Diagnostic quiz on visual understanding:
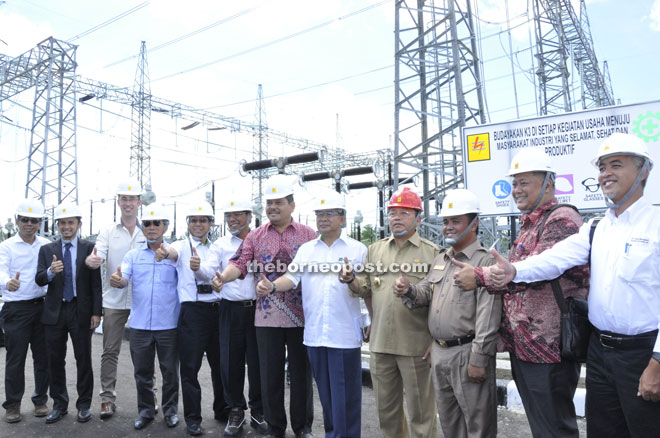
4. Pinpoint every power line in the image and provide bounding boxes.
[67,1,150,42]
[153,0,390,83]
